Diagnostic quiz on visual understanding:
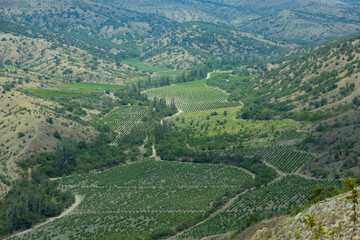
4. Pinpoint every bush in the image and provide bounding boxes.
[18,132,25,138]
[46,117,54,124]
[53,131,61,139]
[62,68,73,75]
